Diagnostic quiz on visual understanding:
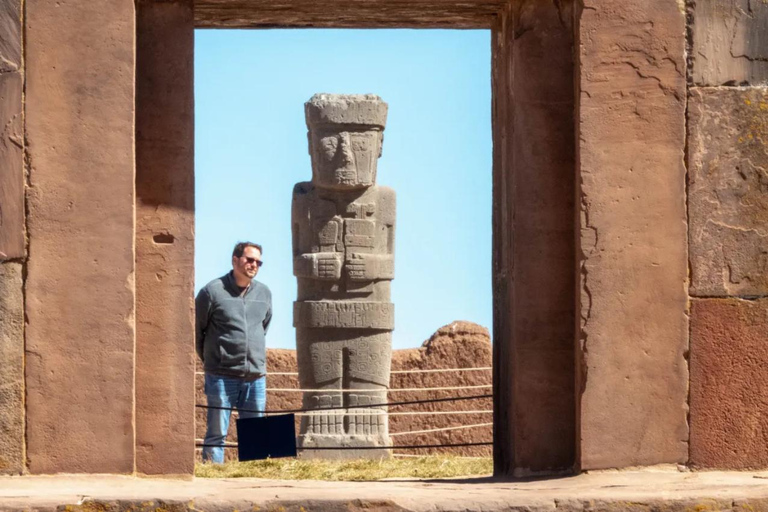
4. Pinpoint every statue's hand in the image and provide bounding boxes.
[346,253,394,281]
[315,252,342,280]
[294,252,341,280]
[346,252,371,281]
